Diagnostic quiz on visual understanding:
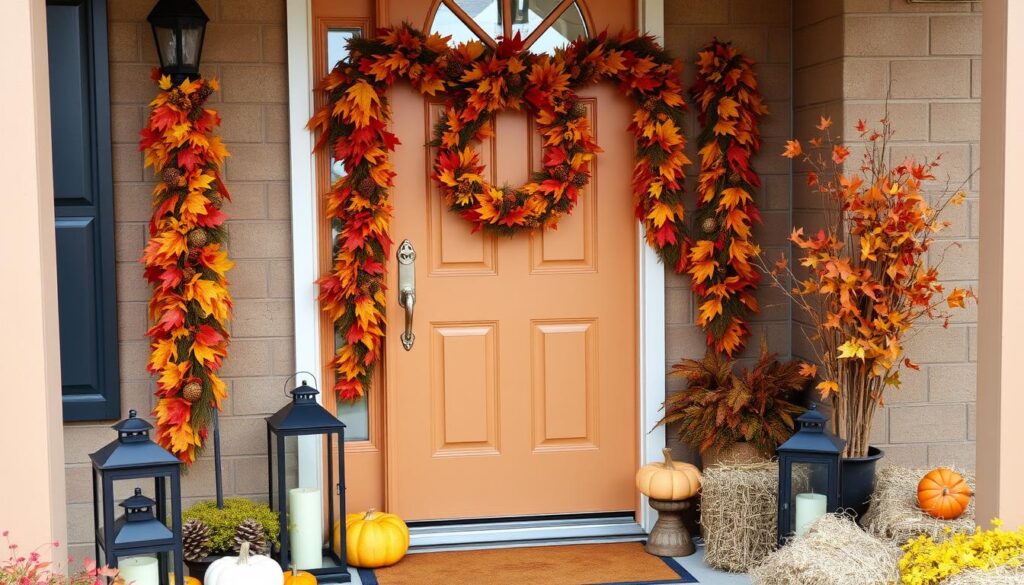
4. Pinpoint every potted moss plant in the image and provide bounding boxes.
[767,116,975,517]
[658,340,810,467]
[181,497,280,579]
